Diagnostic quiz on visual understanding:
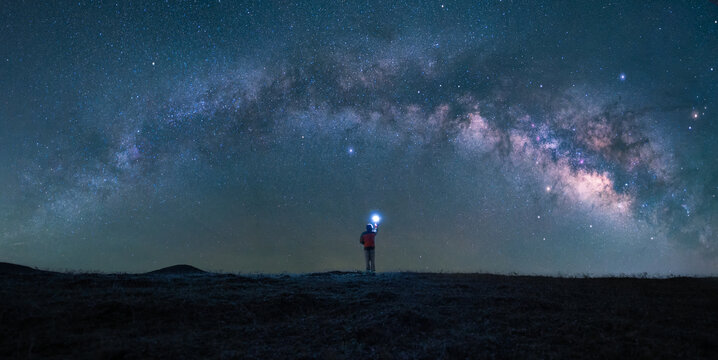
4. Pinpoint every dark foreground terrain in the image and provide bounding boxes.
[1,263,716,359]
